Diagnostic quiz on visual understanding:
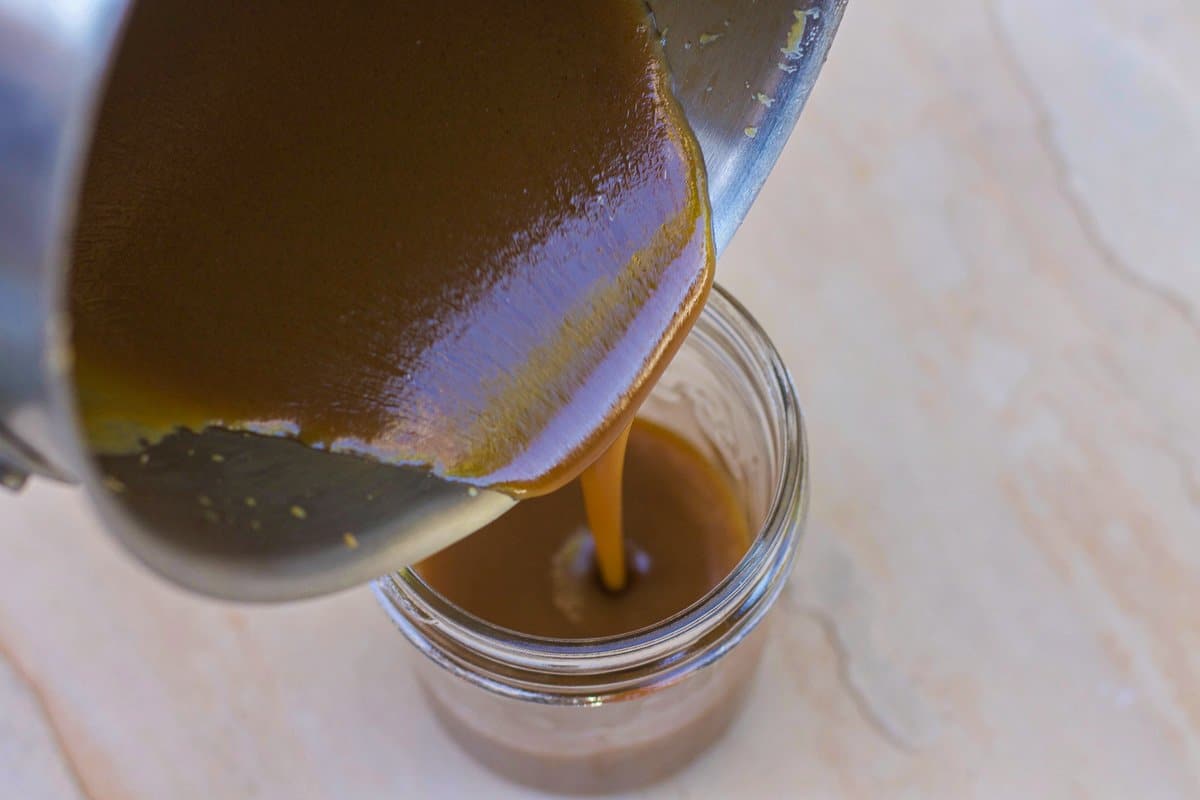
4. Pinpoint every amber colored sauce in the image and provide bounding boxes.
[70,0,713,497]
[418,419,751,639]
[580,426,632,591]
